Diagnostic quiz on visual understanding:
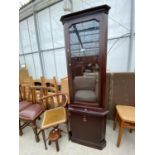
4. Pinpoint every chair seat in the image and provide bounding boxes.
[19,104,44,120]
[19,101,32,112]
[116,105,135,123]
[74,90,97,102]
[41,107,66,129]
